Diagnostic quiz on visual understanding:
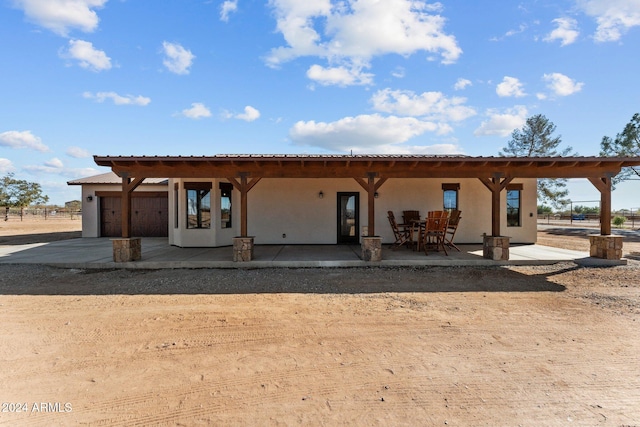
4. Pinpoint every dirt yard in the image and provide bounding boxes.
[1,219,639,426]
